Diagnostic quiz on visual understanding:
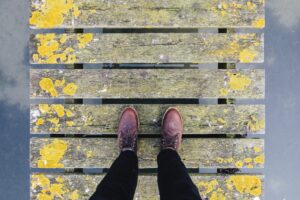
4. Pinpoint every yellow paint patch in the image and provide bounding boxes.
[39,104,50,113]
[52,105,65,117]
[29,0,81,28]
[228,72,252,91]
[39,78,58,97]
[77,34,93,48]
[254,155,264,164]
[252,18,265,28]
[36,118,45,126]
[226,175,262,196]
[239,49,258,63]
[63,83,78,96]
[38,139,68,168]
